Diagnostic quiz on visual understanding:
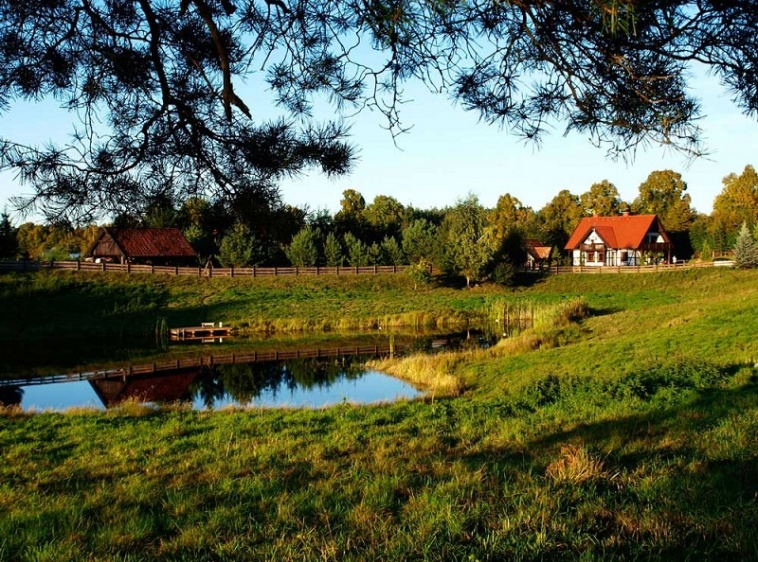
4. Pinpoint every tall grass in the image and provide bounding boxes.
[370,297,590,396]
